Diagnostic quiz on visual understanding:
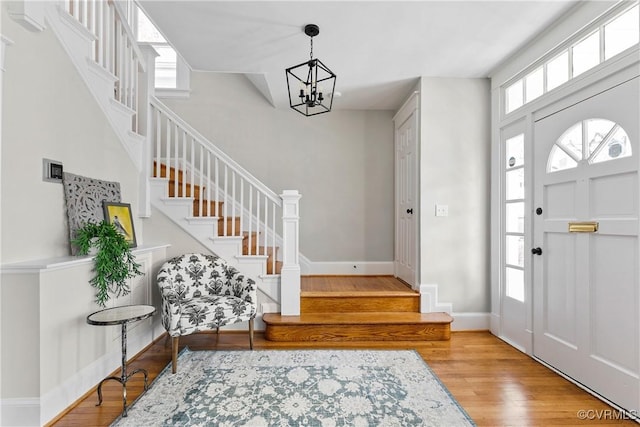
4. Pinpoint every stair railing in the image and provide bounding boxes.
[63,0,144,133]
[149,96,298,279]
